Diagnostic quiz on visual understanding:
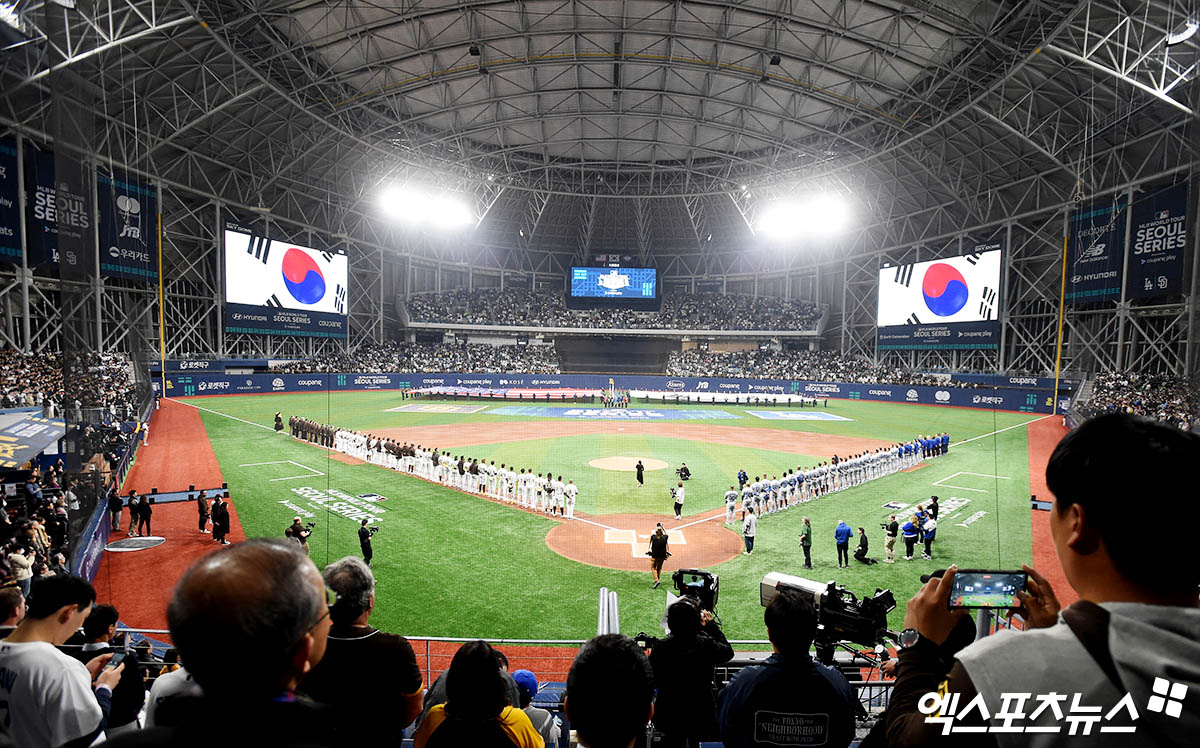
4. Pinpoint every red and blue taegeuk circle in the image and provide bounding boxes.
[281,247,326,305]
[921,263,969,317]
